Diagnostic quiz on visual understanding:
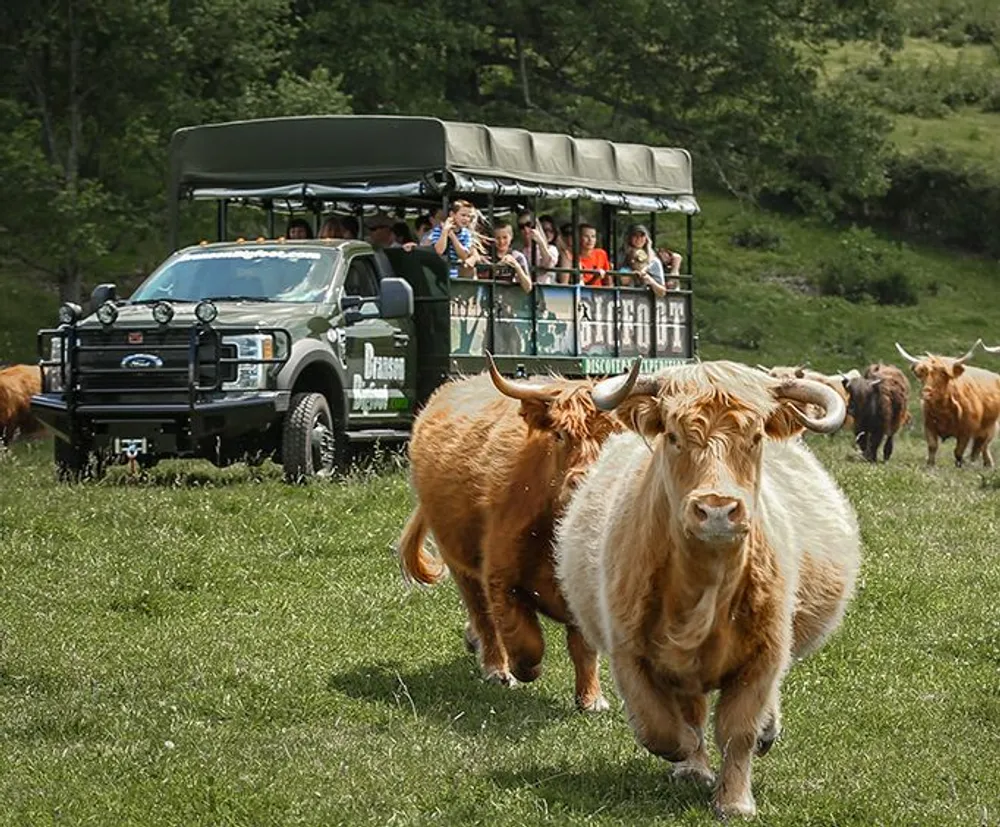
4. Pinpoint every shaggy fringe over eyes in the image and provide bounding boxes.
[654,362,782,418]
